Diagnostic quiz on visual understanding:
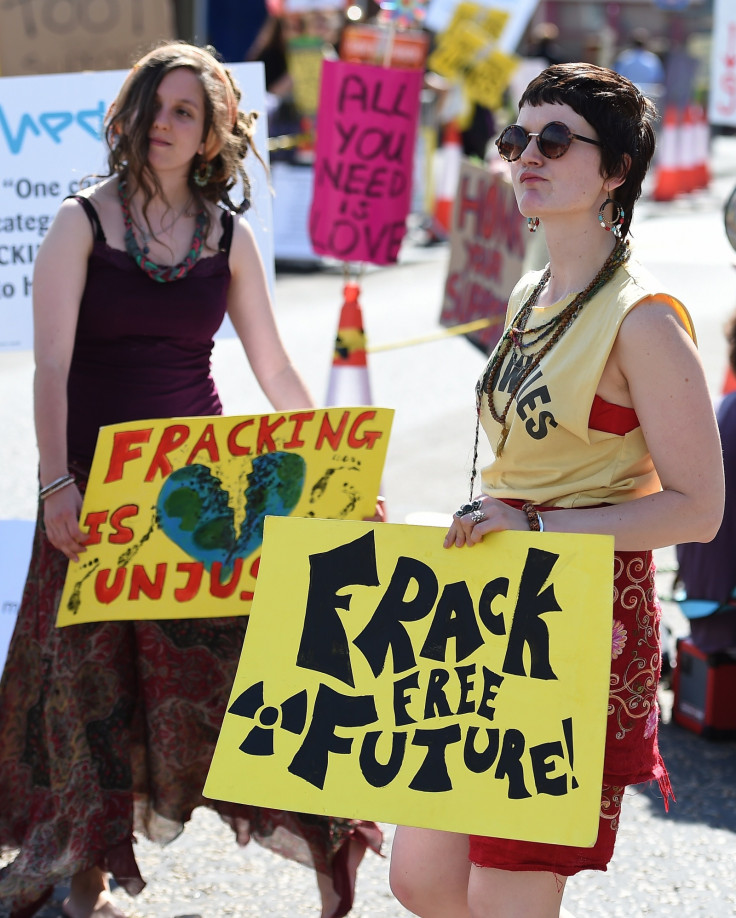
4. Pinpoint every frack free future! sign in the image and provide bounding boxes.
[206,518,614,845]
